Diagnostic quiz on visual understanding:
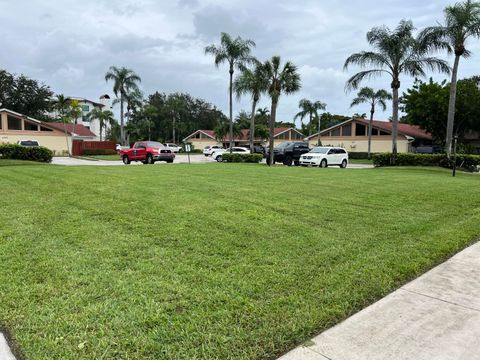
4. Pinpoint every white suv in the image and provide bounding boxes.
[164,143,182,153]
[203,145,223,156]
[299,147,348,168]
